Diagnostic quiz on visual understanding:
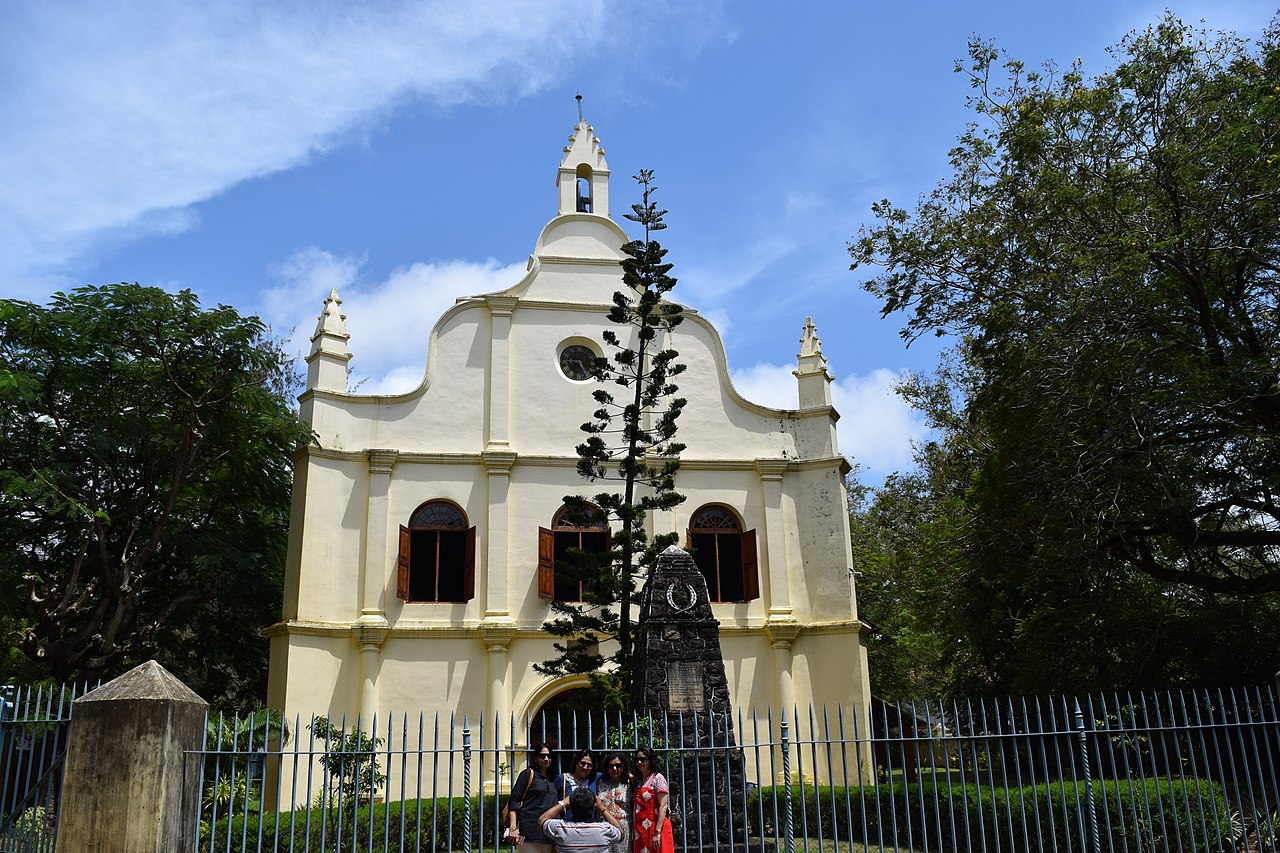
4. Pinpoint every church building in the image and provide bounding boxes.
[265,117,871,730]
